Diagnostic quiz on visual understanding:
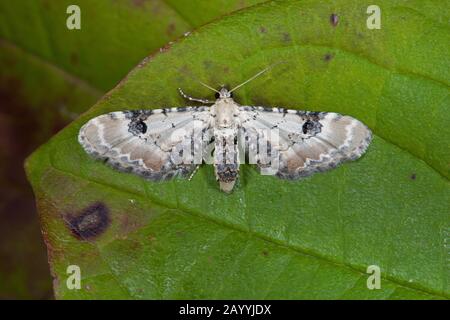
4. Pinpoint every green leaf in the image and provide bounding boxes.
[26,0,449,299]
[0,0,264,299]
